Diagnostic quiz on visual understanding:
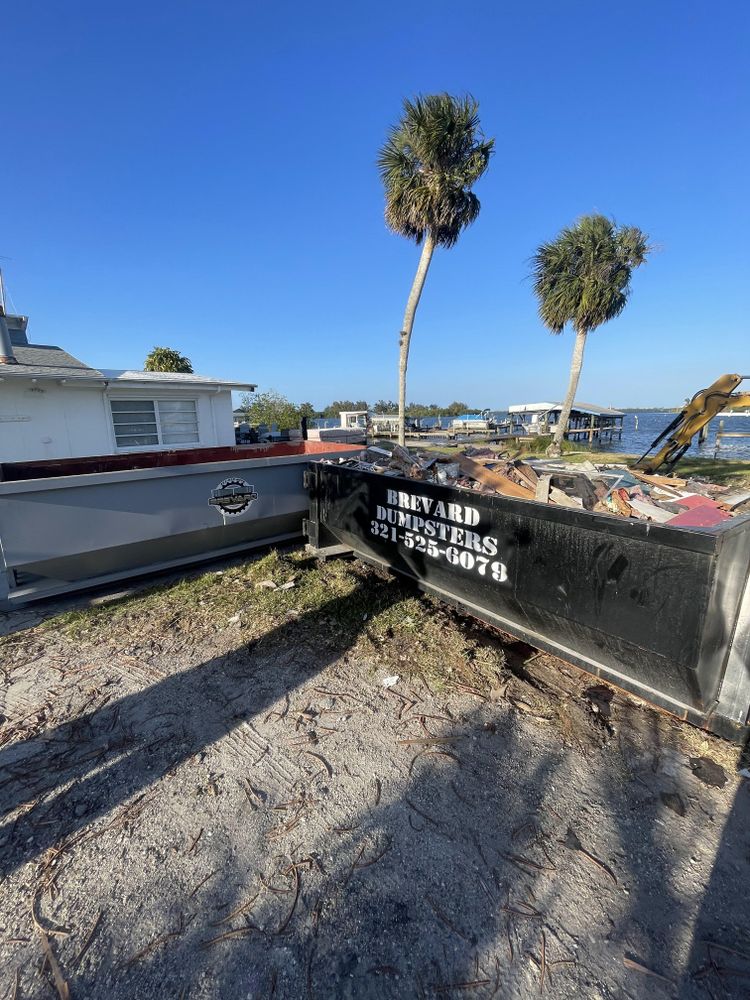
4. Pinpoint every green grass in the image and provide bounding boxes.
[414,435,584,456]
[508,435,580,457]
[651,455,750,486]
[552,450,750,487]
[38,549,507,692]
